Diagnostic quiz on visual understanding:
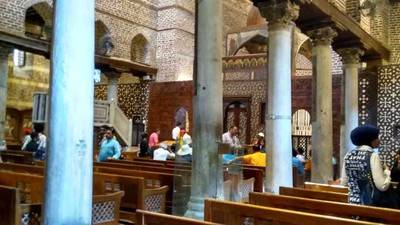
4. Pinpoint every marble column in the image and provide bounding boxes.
[337,48,363,171]
[0,47,10,145]
[106,72,121,103]
[308,27,337,184]
[185,0,223,220]
[43,0,95,224]
[257,1,299,193]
